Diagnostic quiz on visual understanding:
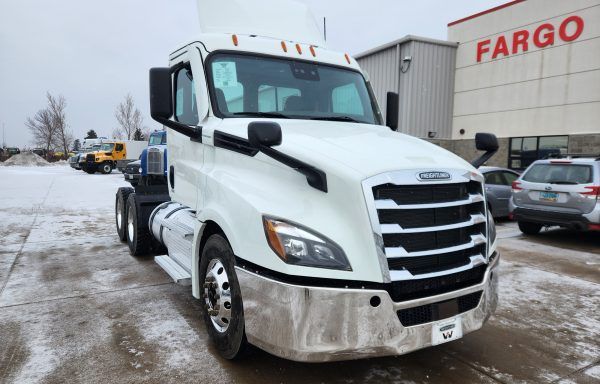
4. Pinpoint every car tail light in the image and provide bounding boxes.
[511,181,522,191]
[582,186,600,199]
[588,224,600,231]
